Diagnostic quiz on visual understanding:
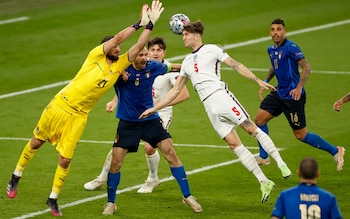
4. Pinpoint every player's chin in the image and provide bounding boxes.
[140,62,147,68]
